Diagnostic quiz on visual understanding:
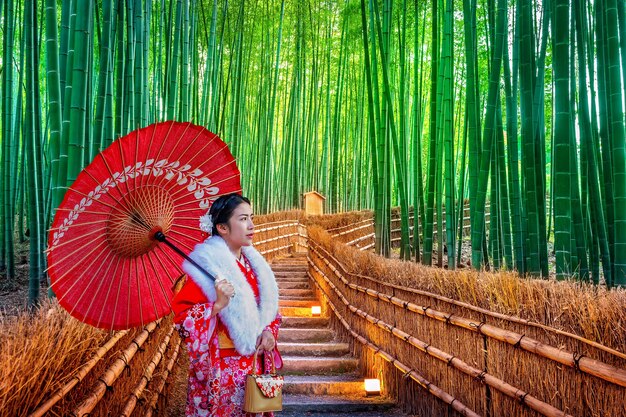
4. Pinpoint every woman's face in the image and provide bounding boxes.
[216,202,255,248]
